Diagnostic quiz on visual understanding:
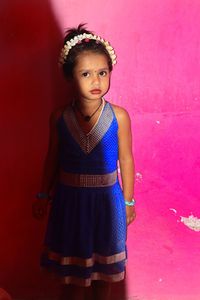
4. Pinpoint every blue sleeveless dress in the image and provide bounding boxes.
[41,101,127,287]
